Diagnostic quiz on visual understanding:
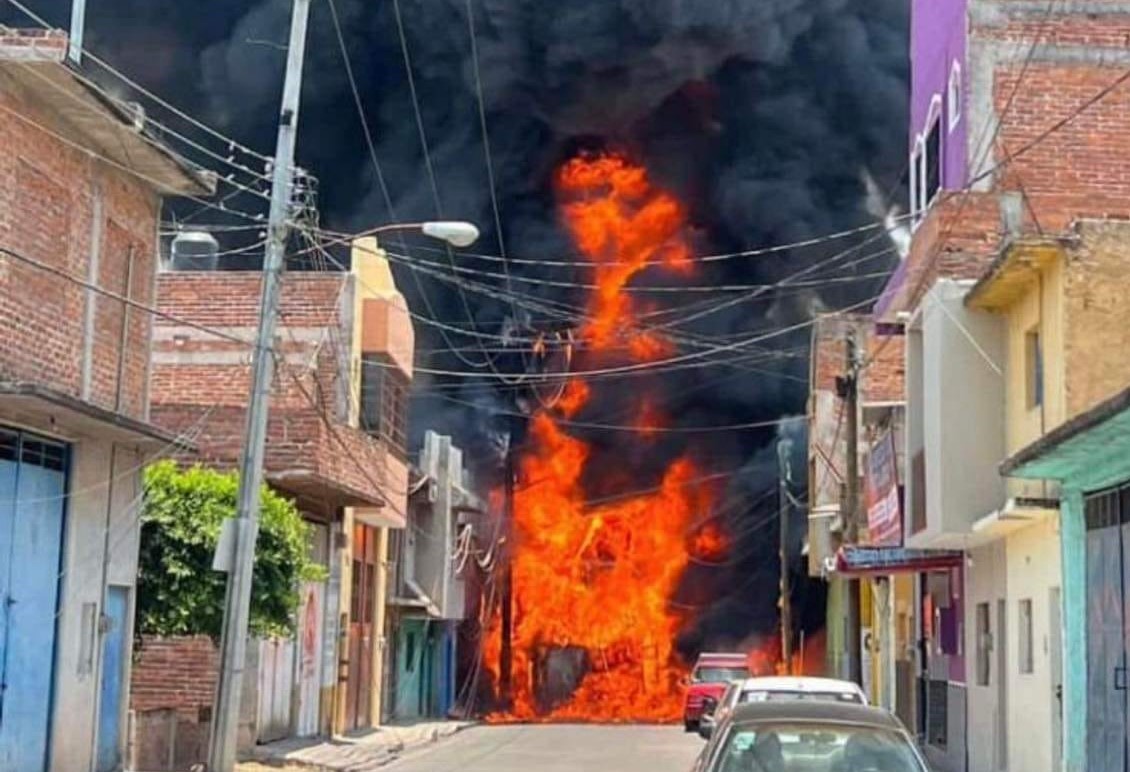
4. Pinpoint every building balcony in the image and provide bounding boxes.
[904,279,1006,549]
[151,403,406,528]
